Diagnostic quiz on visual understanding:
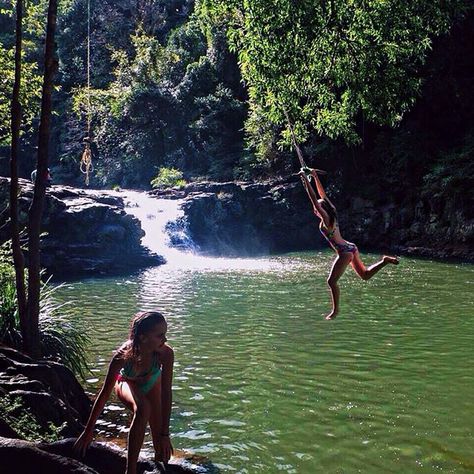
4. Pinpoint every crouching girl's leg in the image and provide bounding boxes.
[146,378,165,463]
[116,381,150,474]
